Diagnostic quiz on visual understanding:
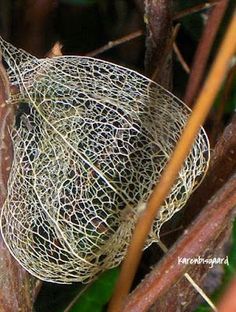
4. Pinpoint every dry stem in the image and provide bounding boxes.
[86,30,143,57]
[108,12,236,312]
